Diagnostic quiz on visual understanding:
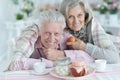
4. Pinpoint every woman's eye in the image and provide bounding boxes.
[78,13,85,18]
[78,14,82,17]
[68,15,73,19]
